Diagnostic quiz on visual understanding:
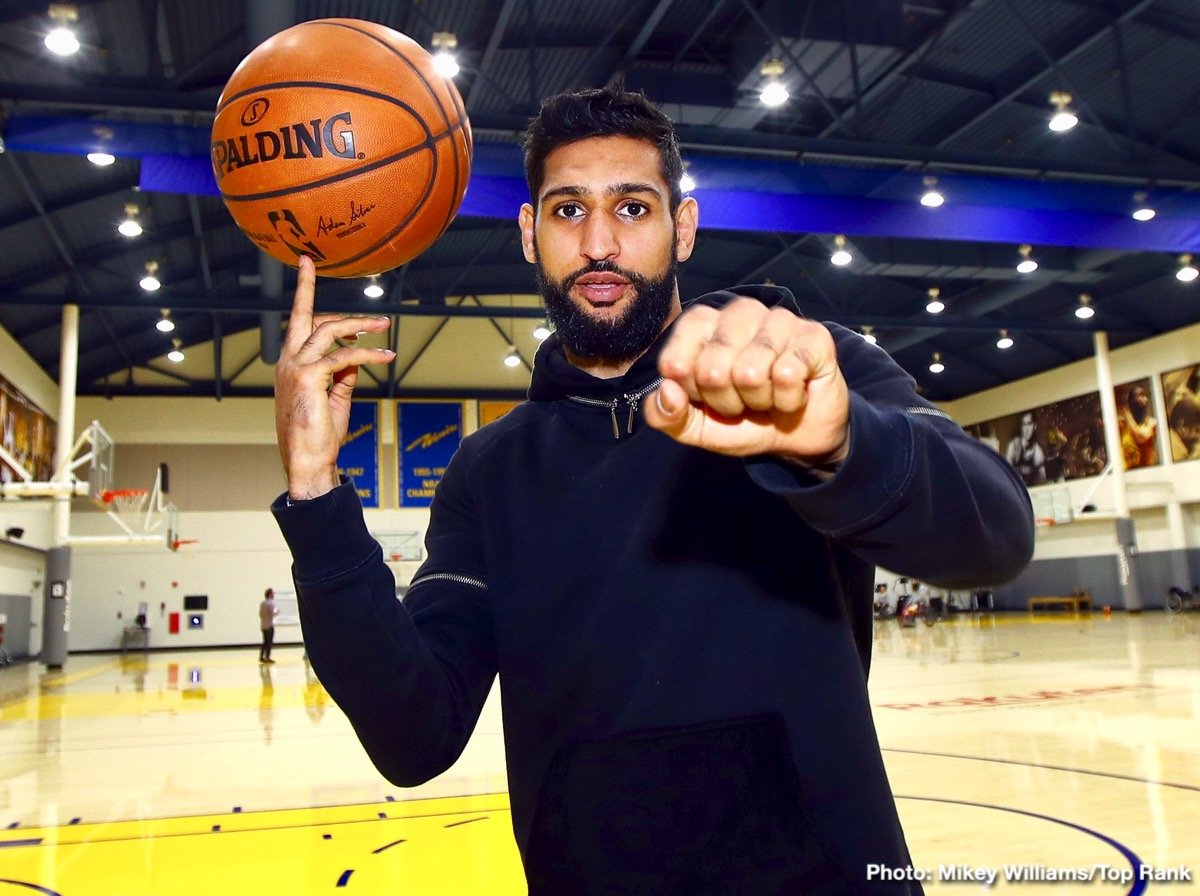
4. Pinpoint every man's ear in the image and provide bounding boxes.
[674,196,698,263]
[519,203,537,264]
